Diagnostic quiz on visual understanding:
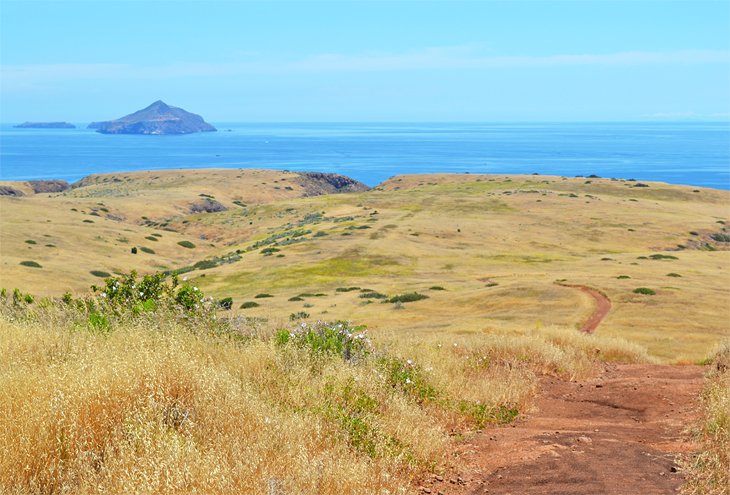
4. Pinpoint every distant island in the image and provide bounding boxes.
[14,122,76,129]
[88,100,217,135]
